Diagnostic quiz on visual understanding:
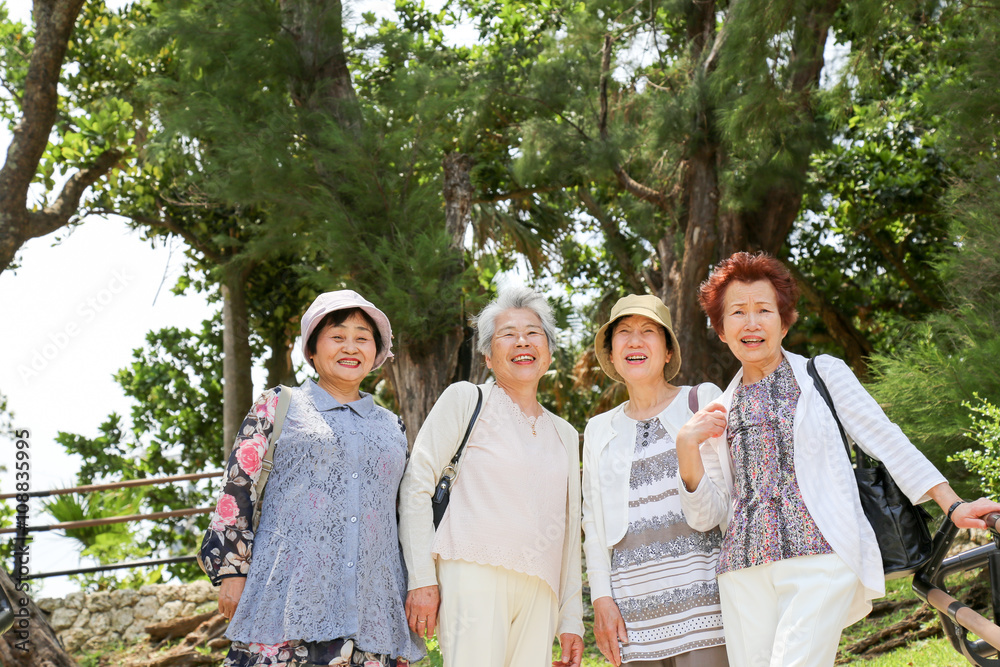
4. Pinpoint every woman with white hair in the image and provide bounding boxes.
[398,285,585,667]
